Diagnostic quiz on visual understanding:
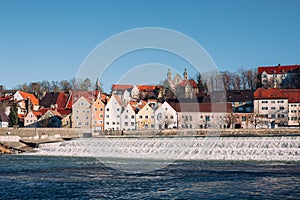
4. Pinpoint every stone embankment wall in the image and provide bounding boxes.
[0,128,81,142]
[1,127,300,142]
